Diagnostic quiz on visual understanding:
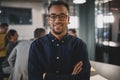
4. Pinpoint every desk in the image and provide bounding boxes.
[90,61,120,80]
